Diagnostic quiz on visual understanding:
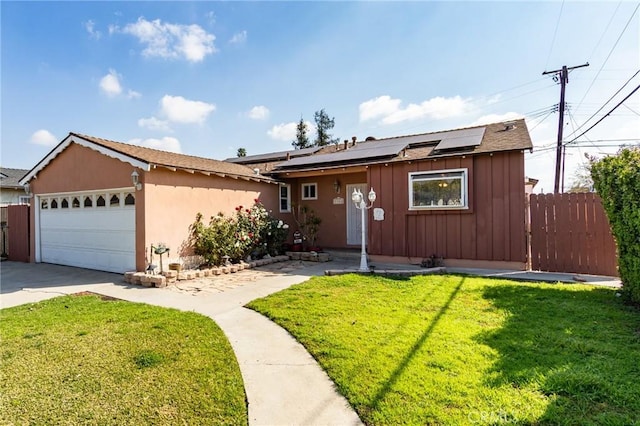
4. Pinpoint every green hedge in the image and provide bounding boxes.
[591,147,640,303]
